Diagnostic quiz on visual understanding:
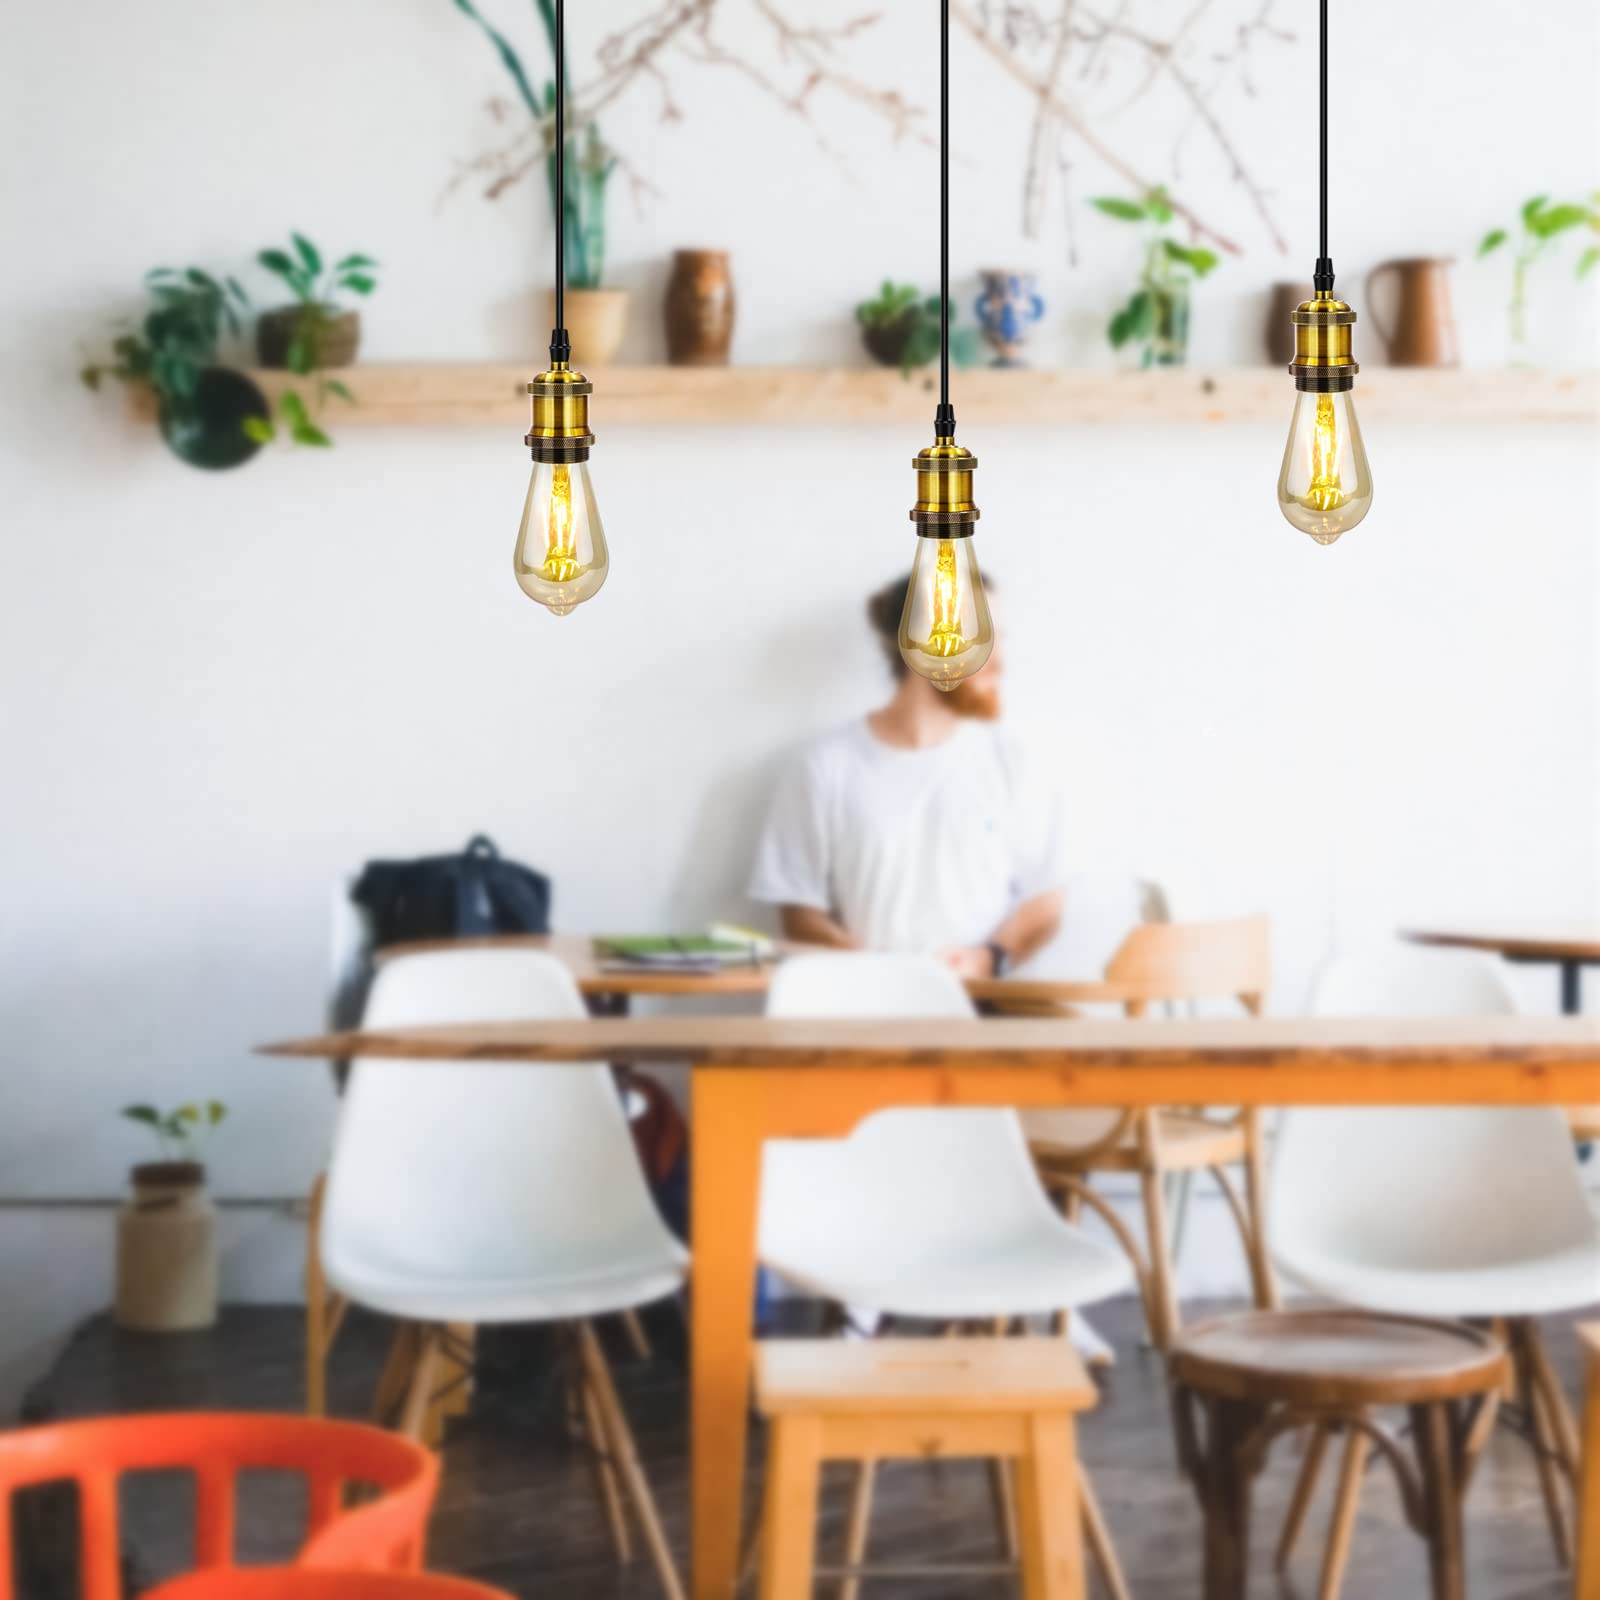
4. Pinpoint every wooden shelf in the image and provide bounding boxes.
[128,365,1598,429]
